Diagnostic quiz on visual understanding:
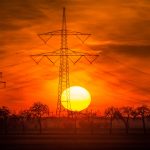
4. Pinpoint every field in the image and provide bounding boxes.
[0,130,150,150]
[1,117,150,150]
